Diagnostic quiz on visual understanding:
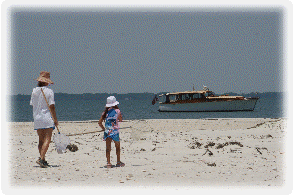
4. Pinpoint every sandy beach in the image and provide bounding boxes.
[5,118,288,192]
